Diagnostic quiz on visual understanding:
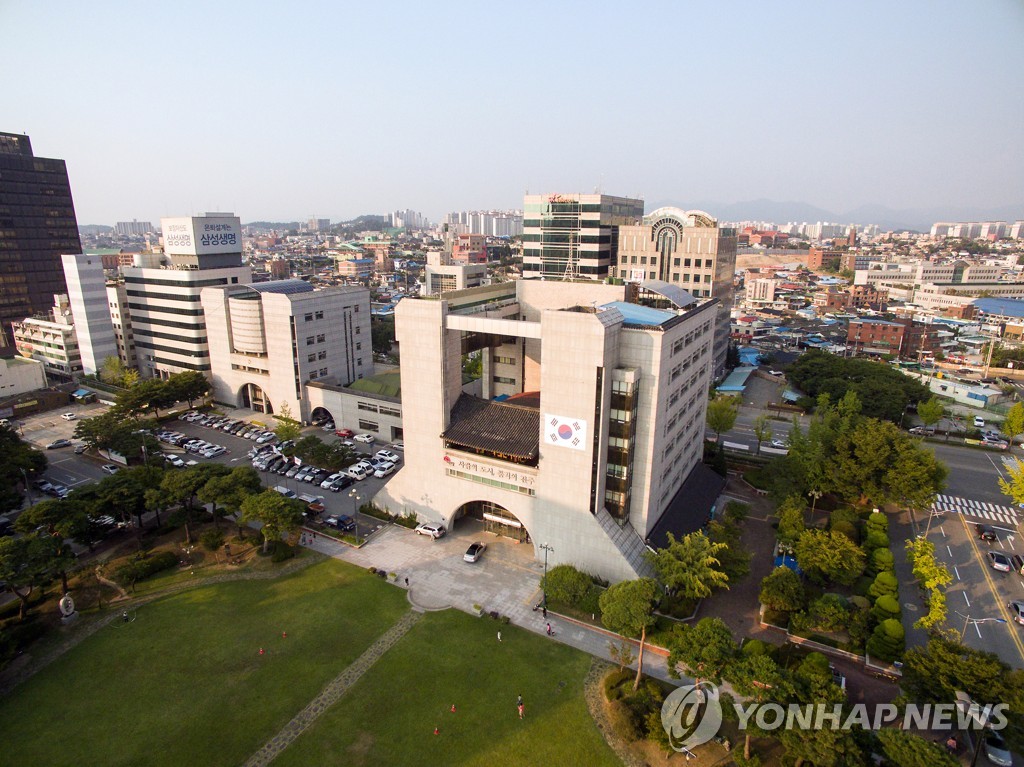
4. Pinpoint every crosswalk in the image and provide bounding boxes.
[932,494,1021,527]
